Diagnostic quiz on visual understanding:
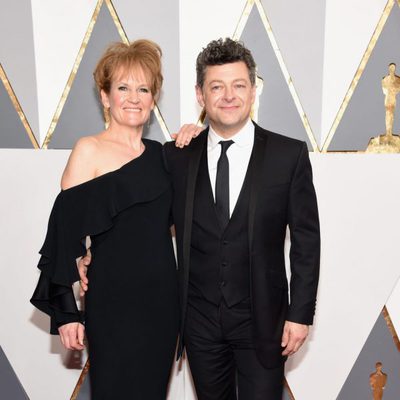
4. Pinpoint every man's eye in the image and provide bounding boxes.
[235,84,246,89]
[211,86,221,91]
